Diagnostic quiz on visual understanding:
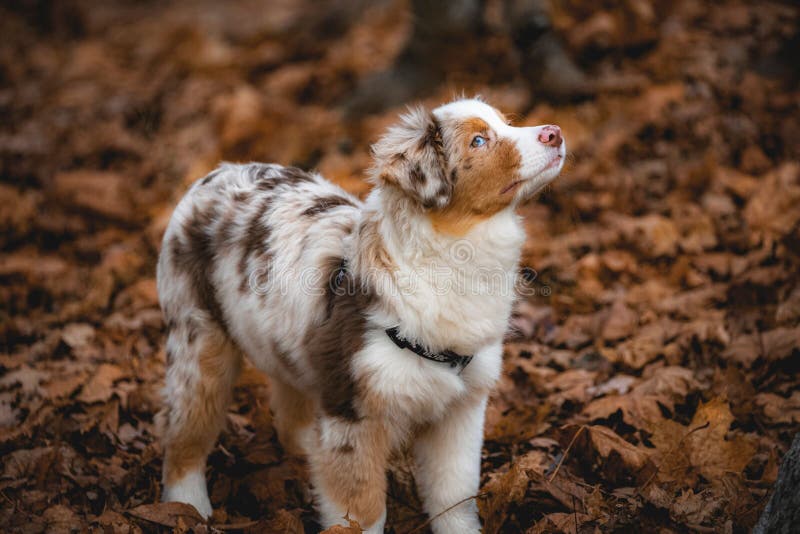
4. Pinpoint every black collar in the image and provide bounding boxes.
[385,327,473,372]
